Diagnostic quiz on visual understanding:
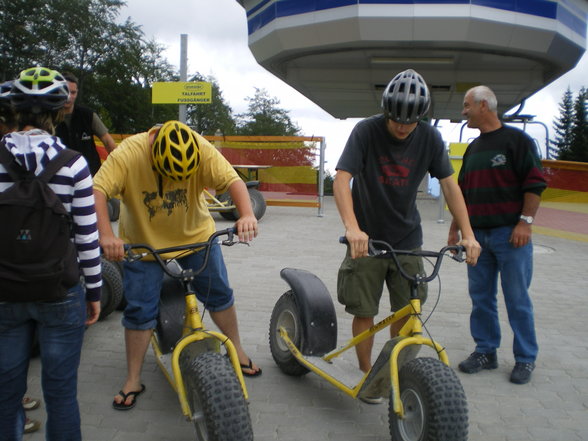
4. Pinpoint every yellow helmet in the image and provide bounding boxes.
[151,121,200,181]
